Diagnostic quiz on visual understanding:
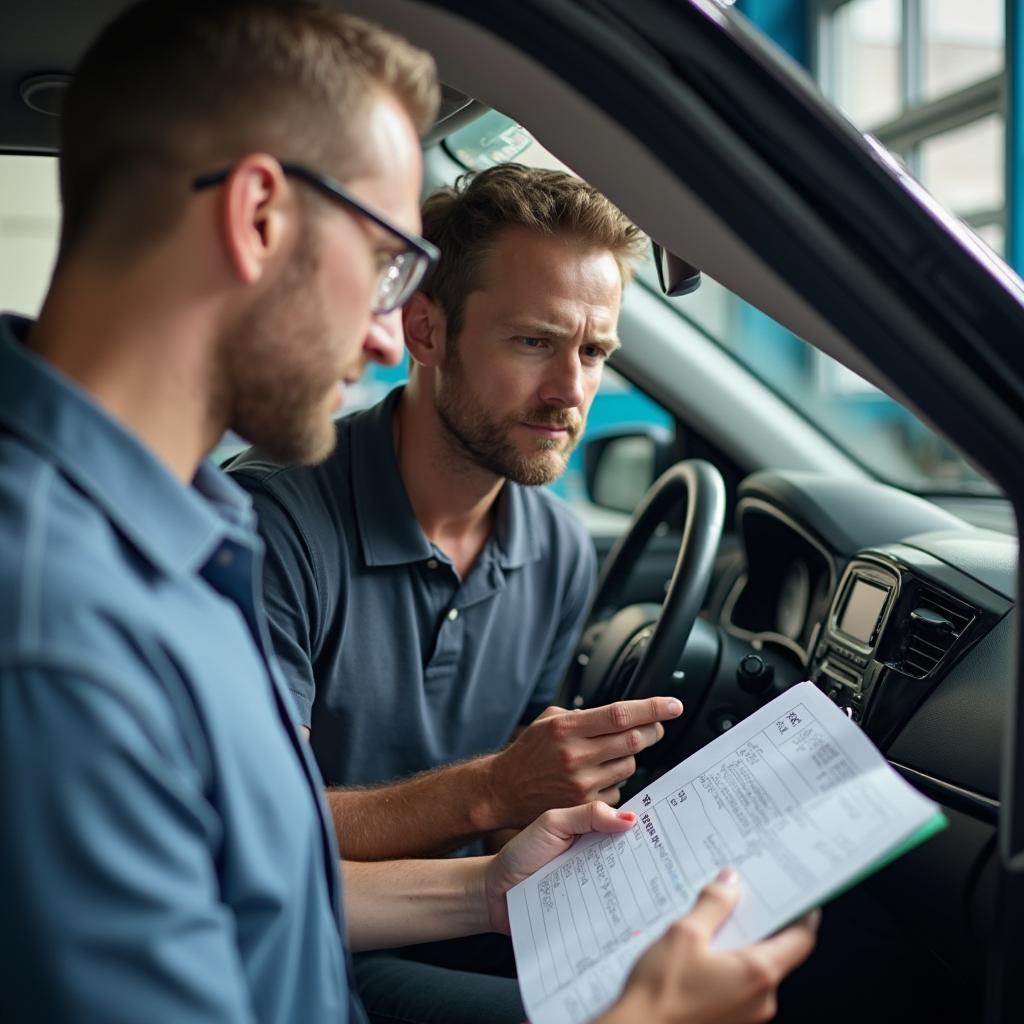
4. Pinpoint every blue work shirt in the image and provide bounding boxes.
[0,314,361,1024]
[230,387,596,789]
